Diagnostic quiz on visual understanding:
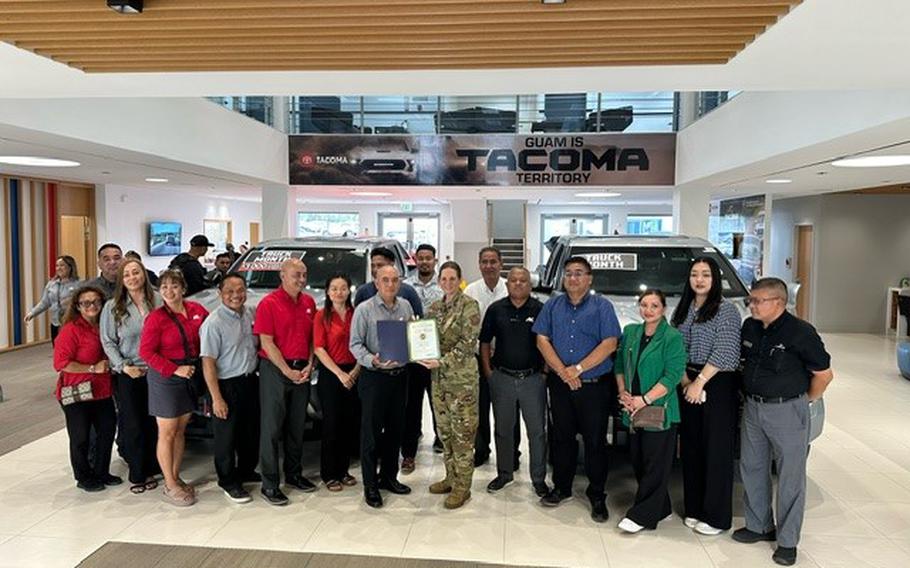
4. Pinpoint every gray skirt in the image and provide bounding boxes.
[147,368,195,418]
